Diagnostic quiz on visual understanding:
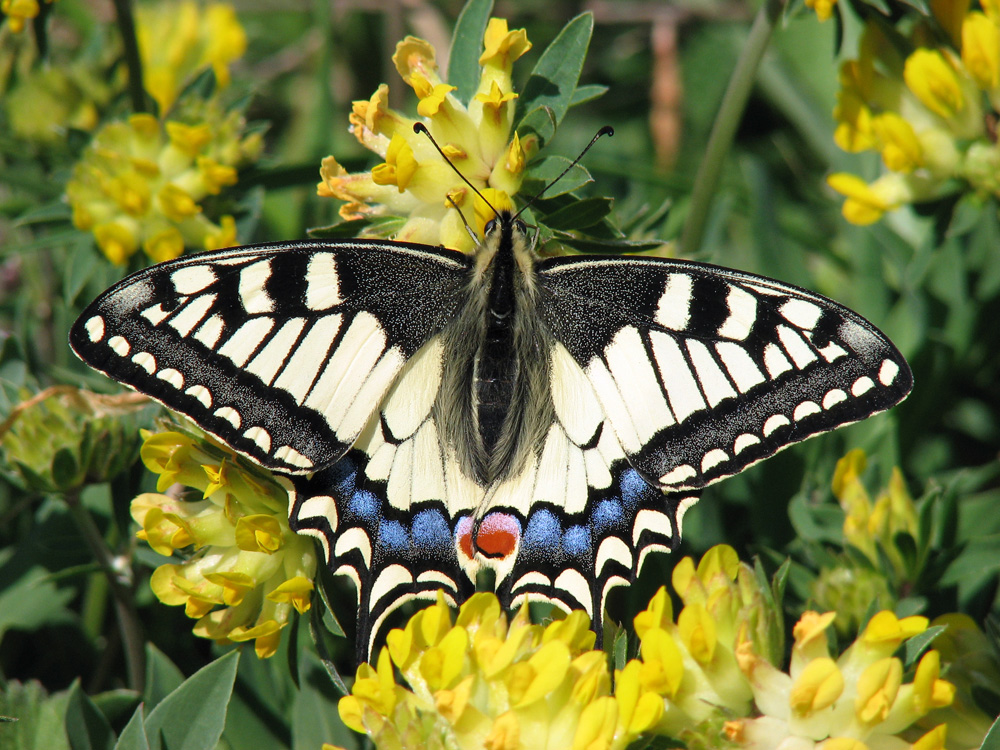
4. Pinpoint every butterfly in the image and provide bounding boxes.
[70,157,912,662]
